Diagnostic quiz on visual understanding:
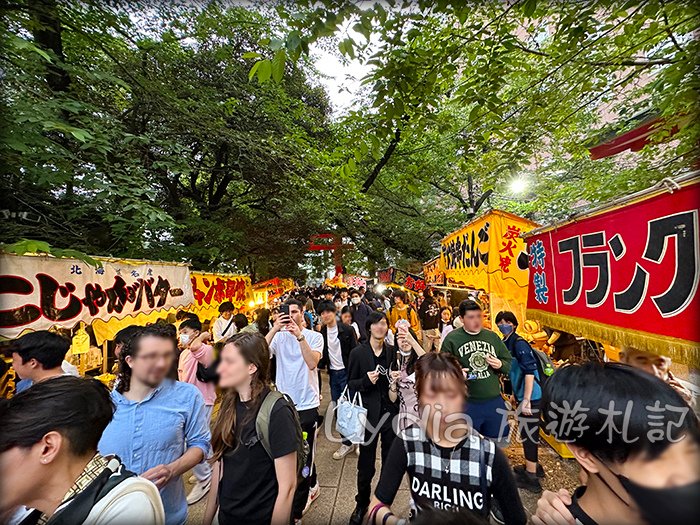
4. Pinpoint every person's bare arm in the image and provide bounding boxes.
[141,447,204,489]
[202,461,220,525]
[366,496,406,525]
[532,489,575,525]
[270,452,297,525]
[287,321,321,371]
[521,374,534,415]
